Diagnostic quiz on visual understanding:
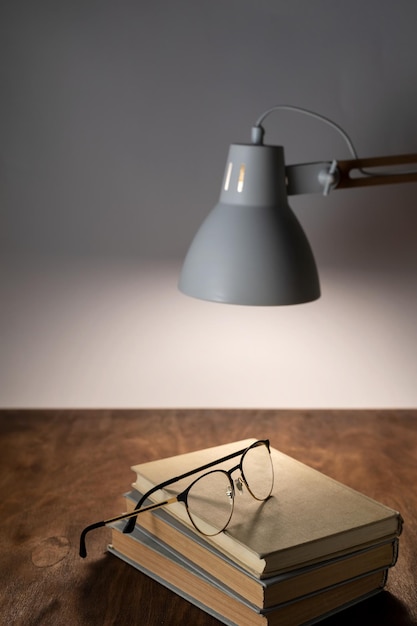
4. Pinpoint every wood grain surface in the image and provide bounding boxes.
[0,409,416,625]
